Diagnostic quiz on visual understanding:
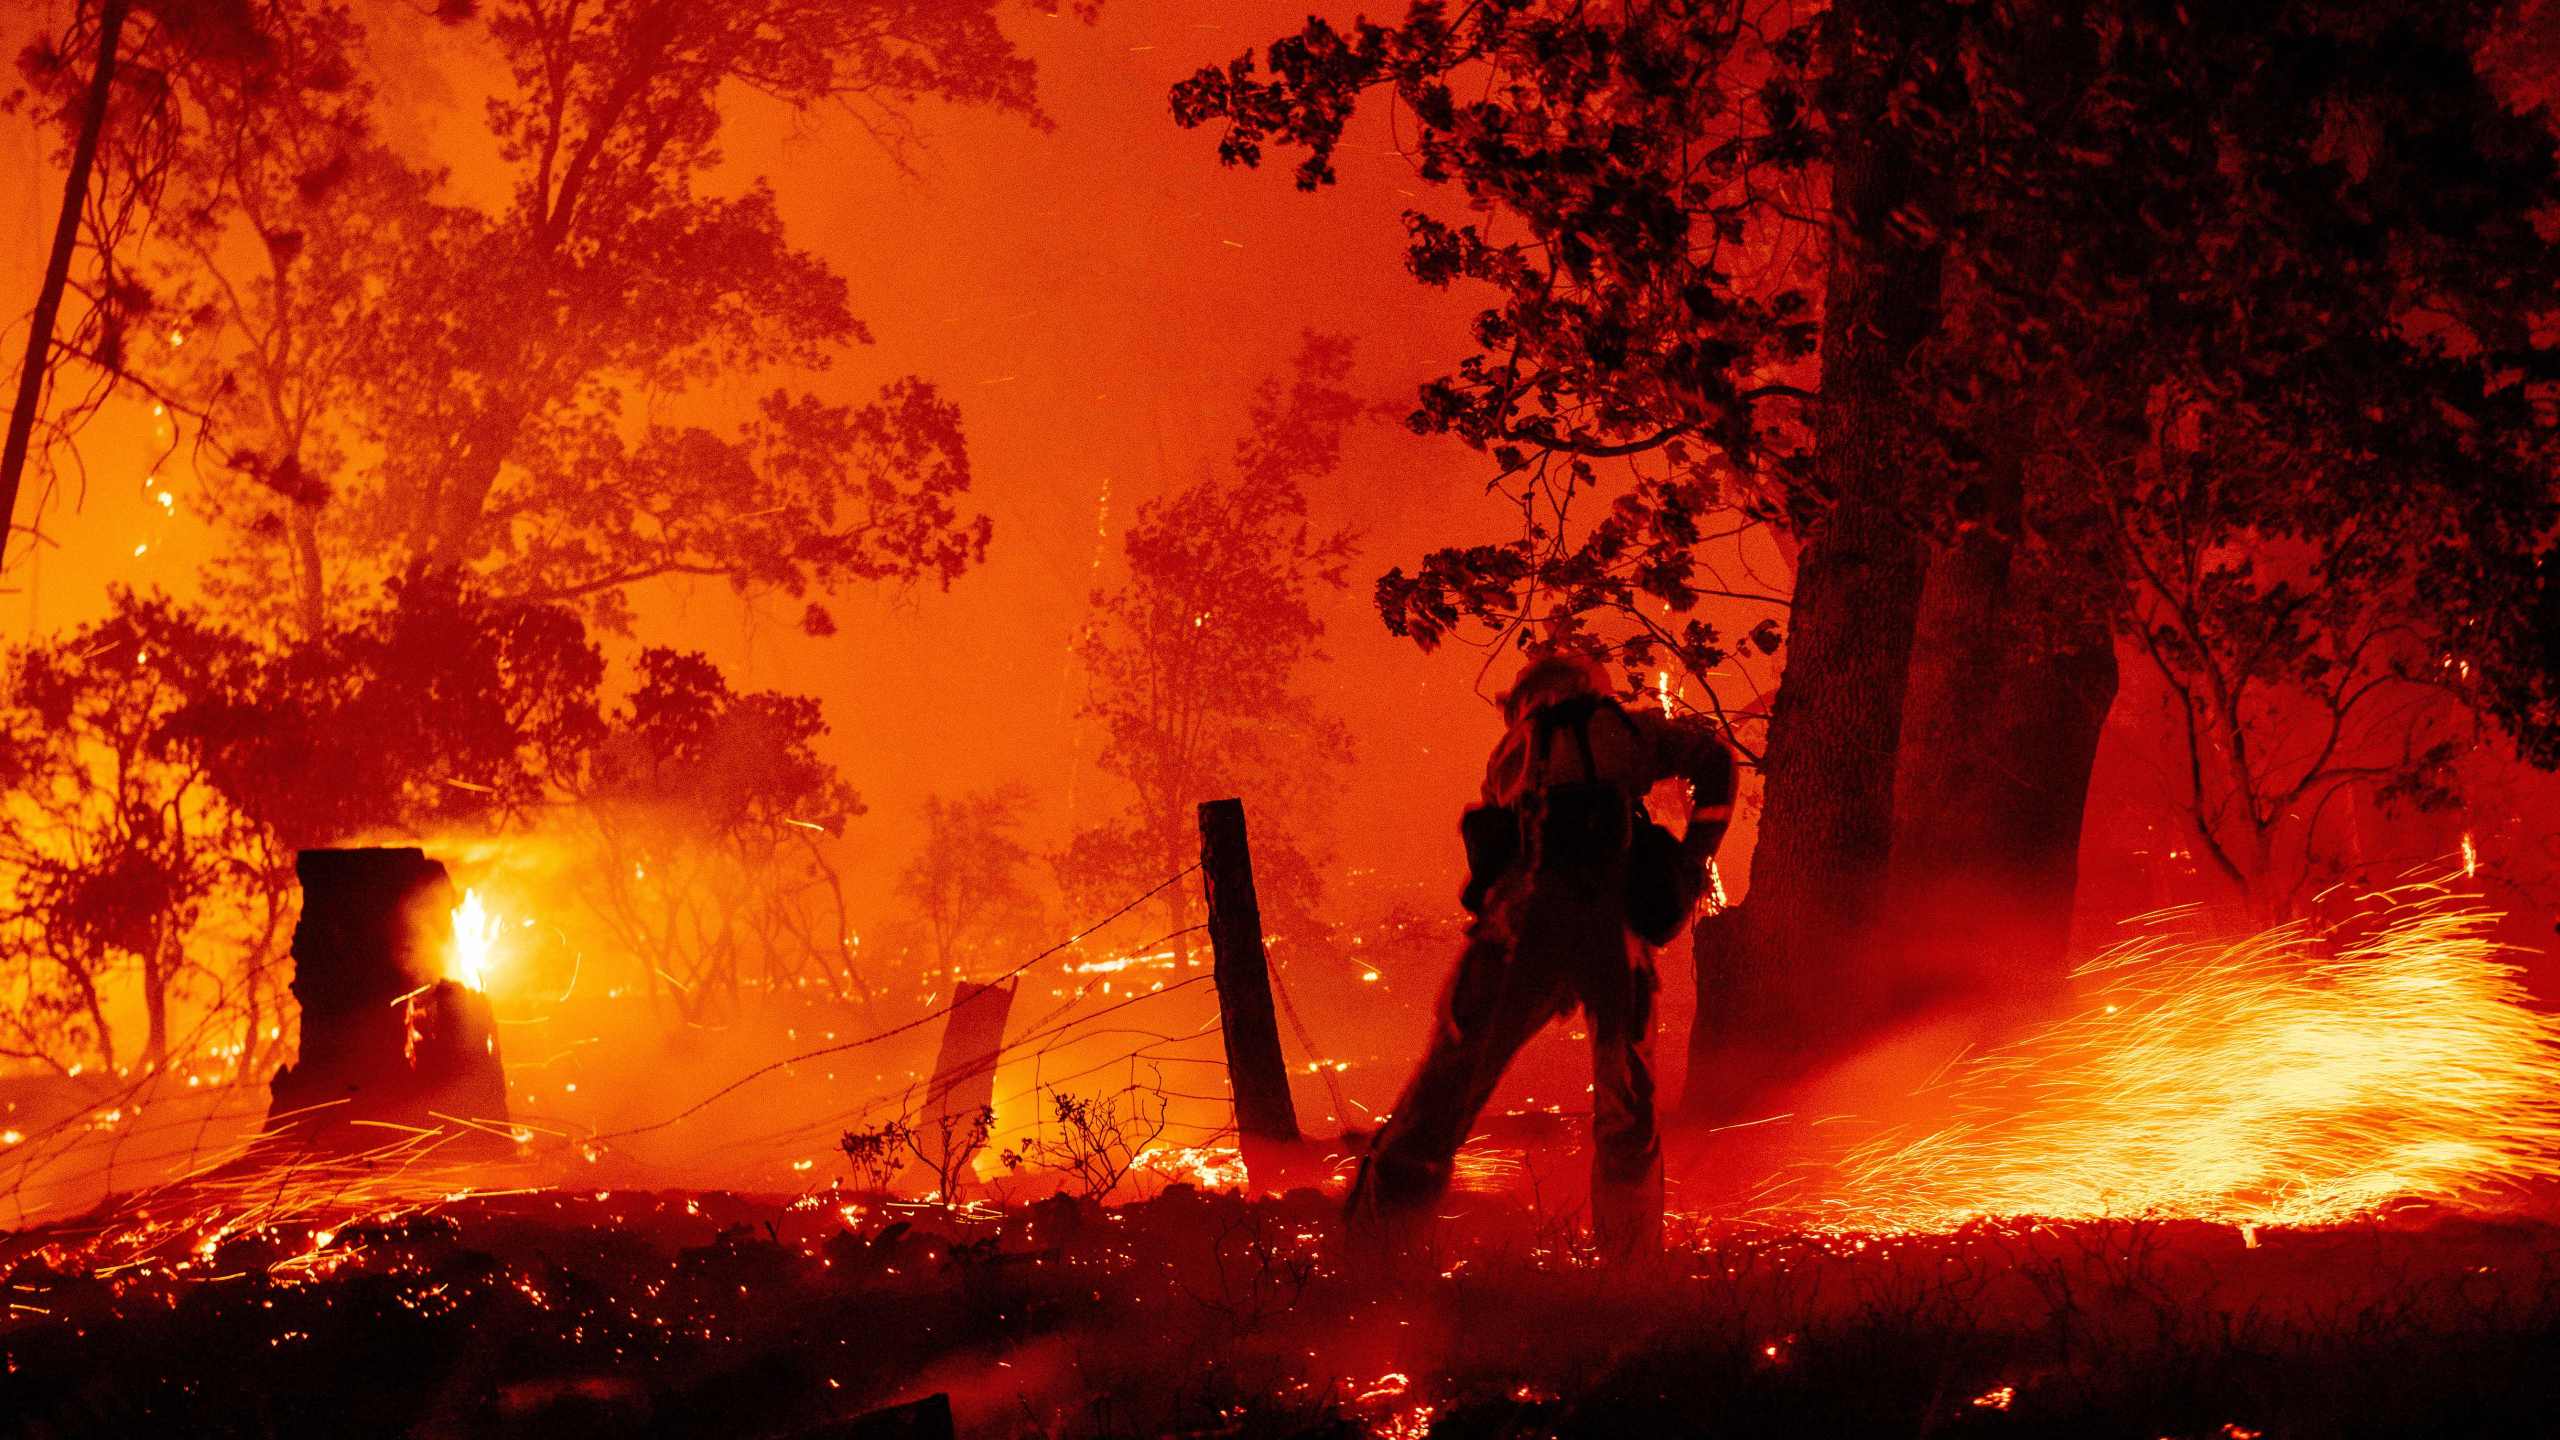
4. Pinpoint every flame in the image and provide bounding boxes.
[1815,880,2560,1229]
[449,889,499,992]
[1138,1144,1249,1191]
